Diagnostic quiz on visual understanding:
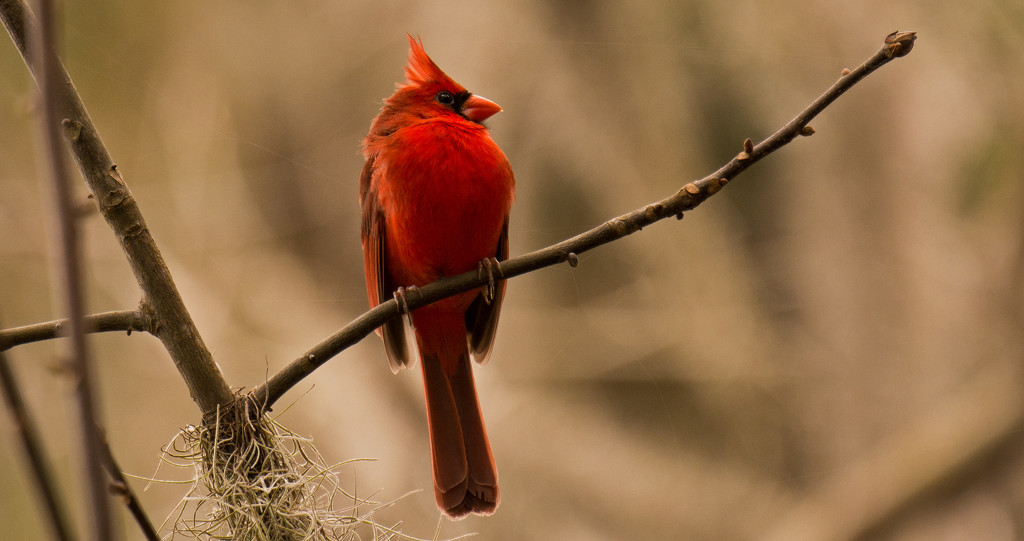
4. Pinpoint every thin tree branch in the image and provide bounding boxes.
[252,32,918,408]
[0,309,155,351]
[31,0,111,537]
[97,427,161,541]
[2,343,160,540]
[0,348,76,541]
[0,0,234,413]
